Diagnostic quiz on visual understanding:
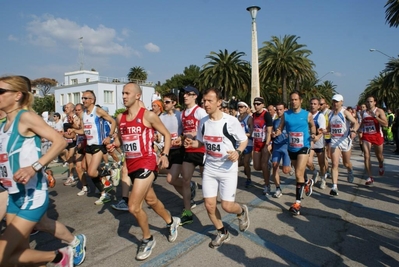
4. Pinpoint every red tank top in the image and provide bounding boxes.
[120,108,157,173]
[182,105,206,153]
[252,110,267,143]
